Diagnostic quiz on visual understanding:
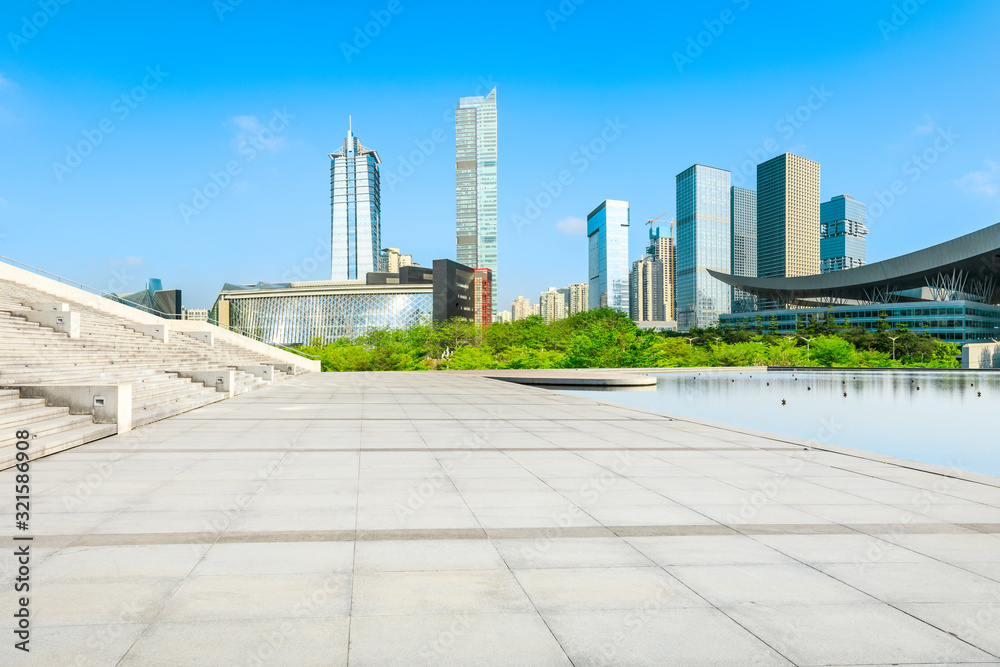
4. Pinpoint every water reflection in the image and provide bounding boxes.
[562,370,999,476]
